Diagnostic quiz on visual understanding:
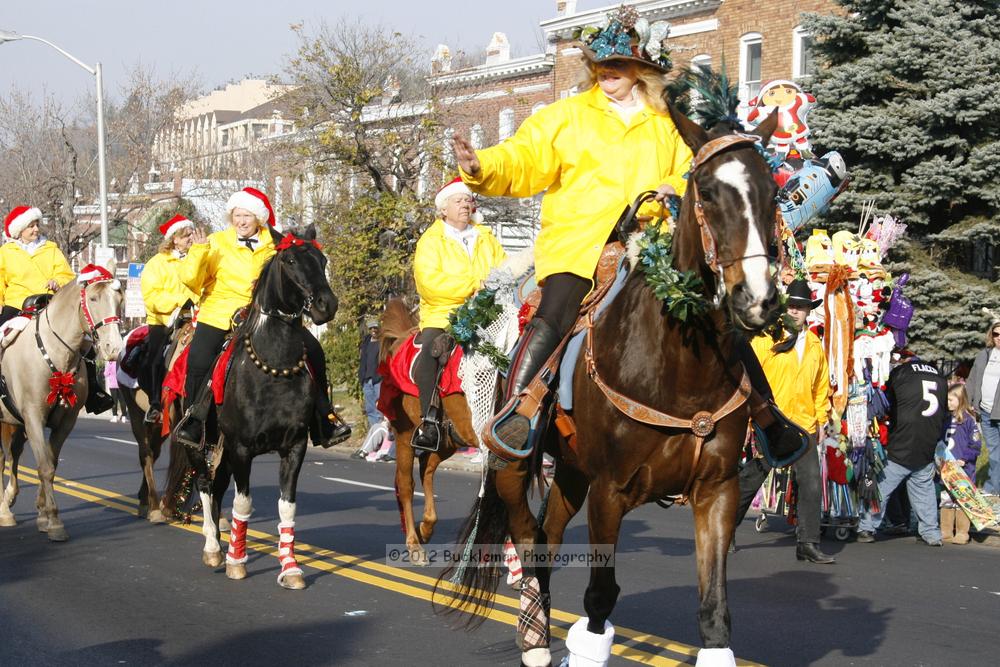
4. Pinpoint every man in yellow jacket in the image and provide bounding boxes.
[453,49,692,453]
[411,178,506,451]
[139,214,199,422]
[735,280,835,564]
